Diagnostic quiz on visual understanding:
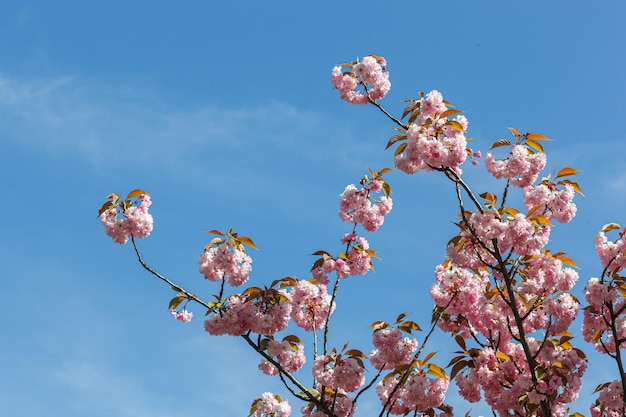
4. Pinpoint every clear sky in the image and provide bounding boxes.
[2,1,625,416]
